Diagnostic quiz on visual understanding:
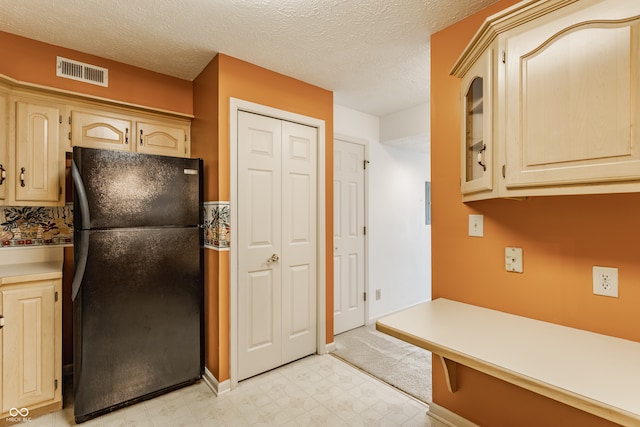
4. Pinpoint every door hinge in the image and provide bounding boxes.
[502,164,506,178]
[68,116,72,125]
[363,160,370,170]
[364,292,367,302]
[55,379,59,390]
[502,51,506,64]
[68,131,72,141]
[55,291,59,302]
